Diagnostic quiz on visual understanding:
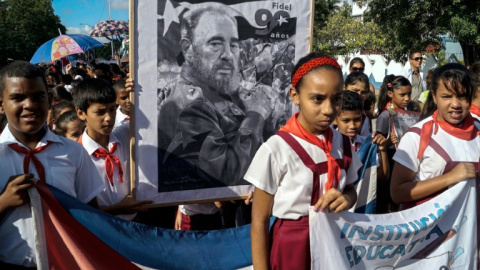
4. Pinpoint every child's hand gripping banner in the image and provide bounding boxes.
[310,180,477,269]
